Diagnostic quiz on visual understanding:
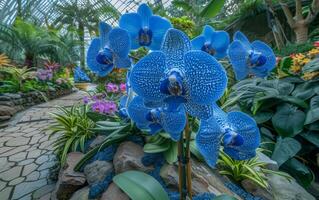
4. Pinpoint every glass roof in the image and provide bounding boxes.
[0,0,172,26]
